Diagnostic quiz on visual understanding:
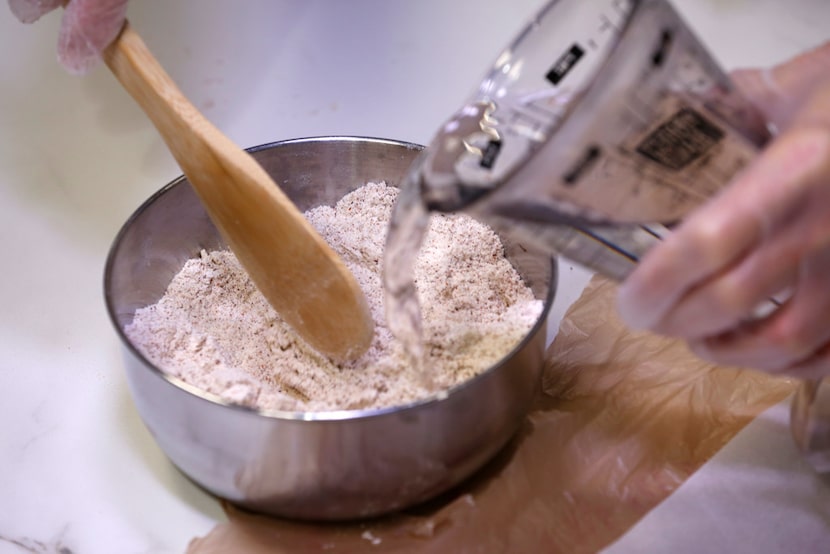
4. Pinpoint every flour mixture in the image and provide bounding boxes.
[125,182,543,412]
